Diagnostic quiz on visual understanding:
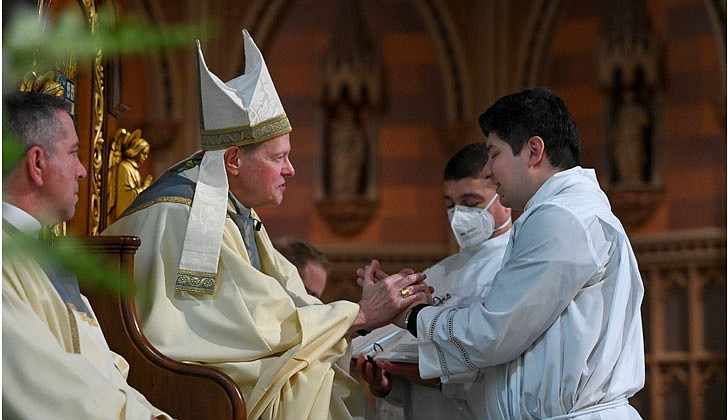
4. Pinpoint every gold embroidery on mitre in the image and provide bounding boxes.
[201,113,292,150]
